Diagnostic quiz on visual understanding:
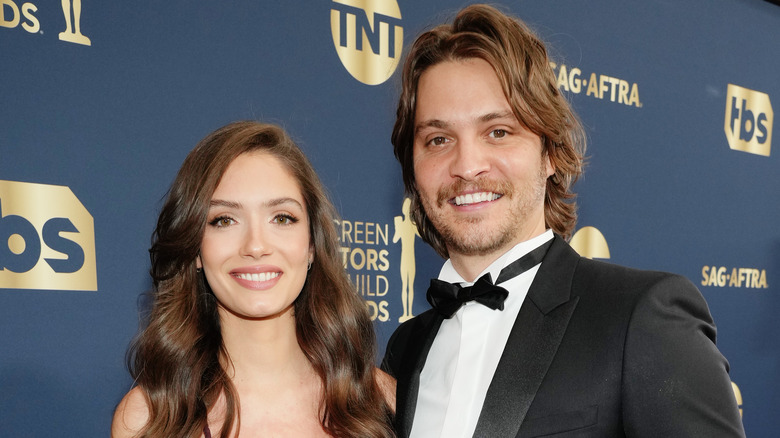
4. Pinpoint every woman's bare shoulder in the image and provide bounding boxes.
[111,386,149,438]
[373,367,396,413]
